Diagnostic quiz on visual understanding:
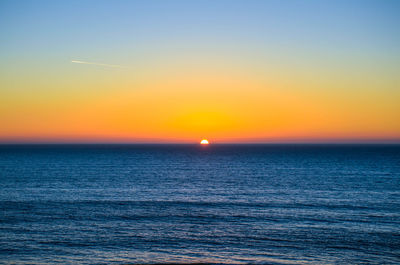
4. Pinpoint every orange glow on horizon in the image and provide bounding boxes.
[0,43,399,144]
